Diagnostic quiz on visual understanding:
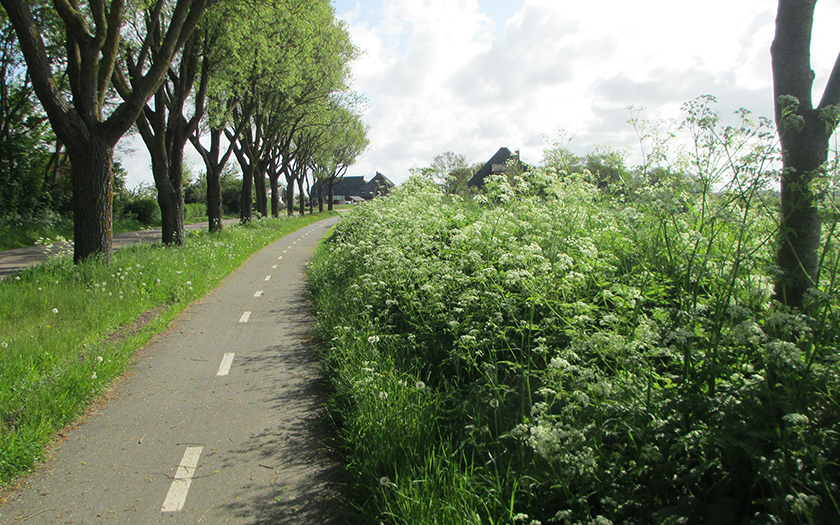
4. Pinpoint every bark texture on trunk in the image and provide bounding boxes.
[240,168,253,224]
[298,175,305,216]
[269,171,281,217]
[254,165,268,217]
[207,168,223,232]
[192,128,228,233]
[771,0,840,309]
[67,137,114,263]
